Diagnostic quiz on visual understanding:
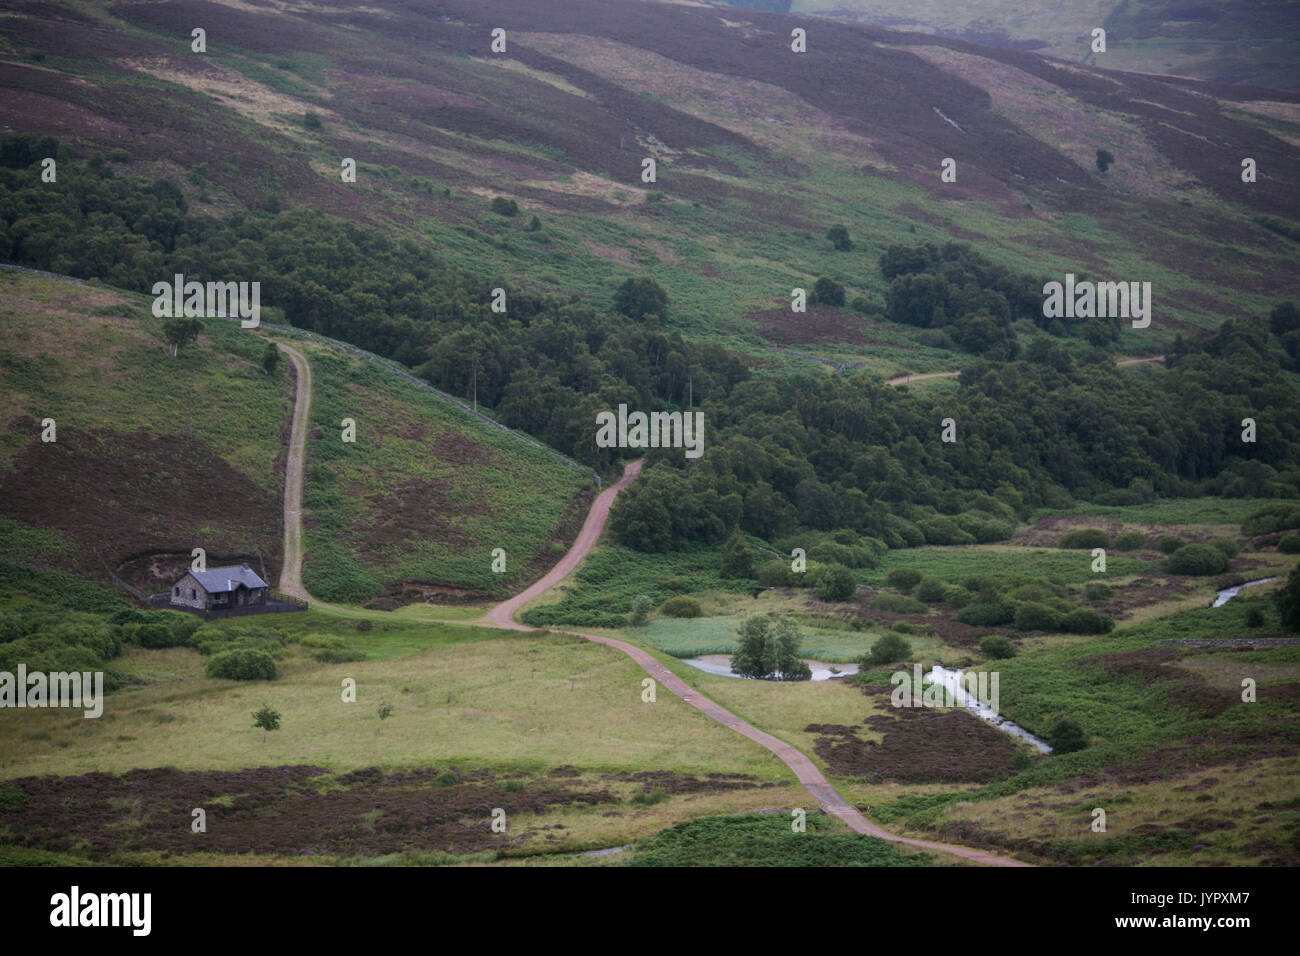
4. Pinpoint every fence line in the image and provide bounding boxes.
[93,548,146,602]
